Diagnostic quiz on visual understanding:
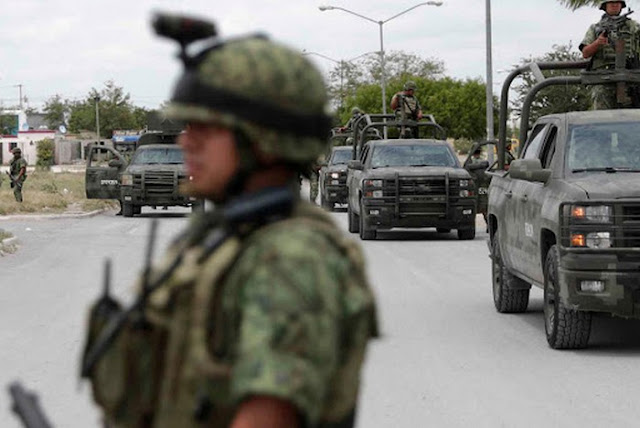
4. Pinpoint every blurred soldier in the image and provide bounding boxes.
[308,155,323,203]
[8,147,27,202]
[84,17,378,428]
[579,0,640,109]
[341,106,364,131]
[390,81,423,120]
